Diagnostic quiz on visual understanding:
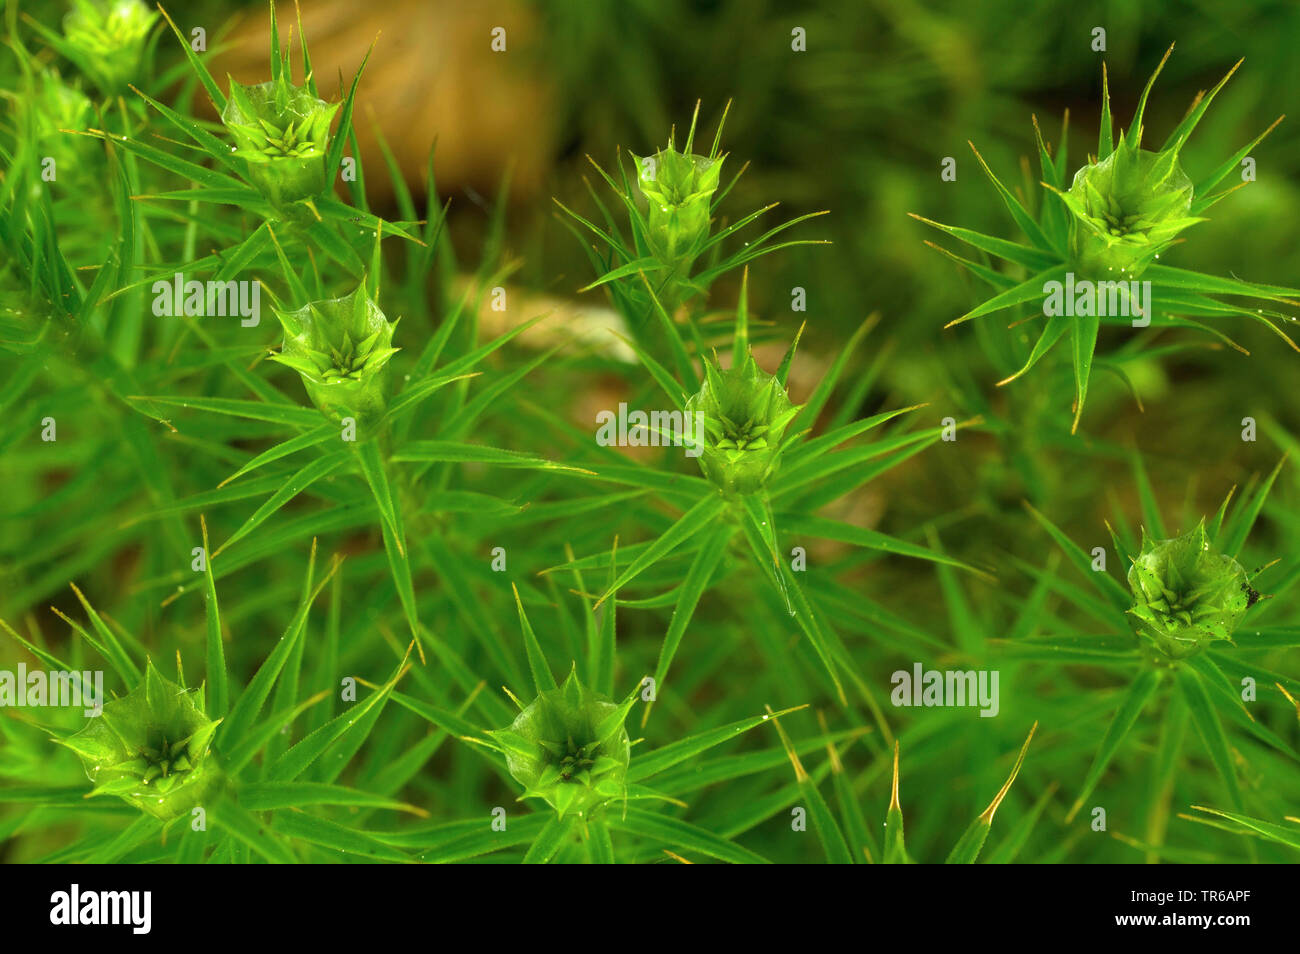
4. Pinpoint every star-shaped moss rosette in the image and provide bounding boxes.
[1059,132,1197,279]
[555,101,827,351]
[686,347,801,497]
[543,277,983,712]
[58,661,222,821]
[397,586,805,861]
[2,546,425,861]
[270,284,400,426]
[221,72,340,206]
[1127,520,1256,661]
[486,665,634,821]
[53,0,157,95]
[1018,456,1291,825]
[914,43,1300,432]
